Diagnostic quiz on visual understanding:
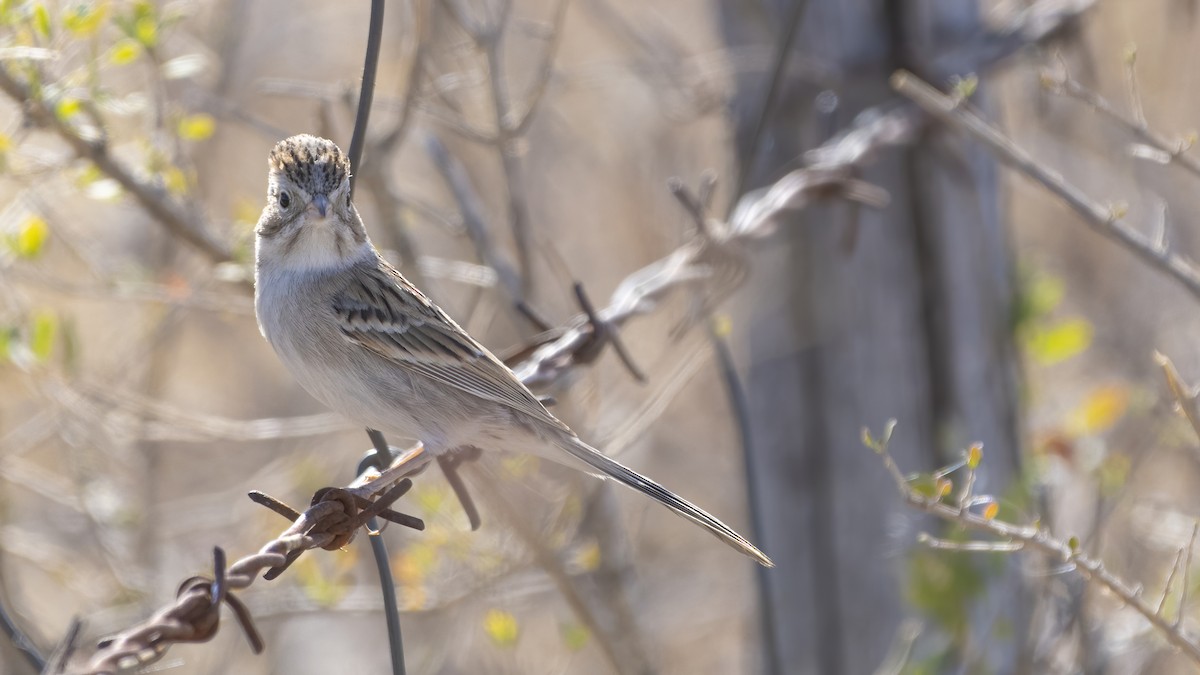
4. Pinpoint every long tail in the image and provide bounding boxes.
[555,434,773,567]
